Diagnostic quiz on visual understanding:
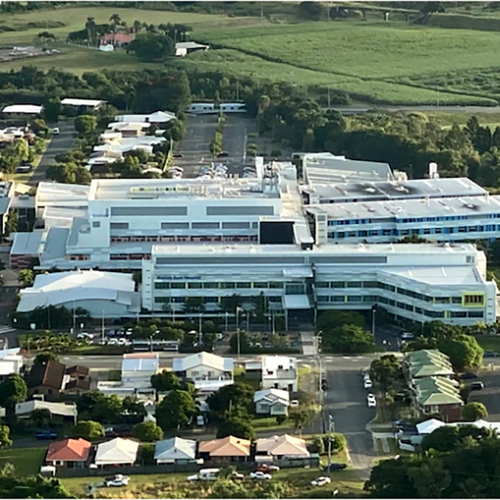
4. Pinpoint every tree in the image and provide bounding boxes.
[122,396,147,419]
[85,16,97,45]
[31,408,52,428]
[220,294,243,314]
[299,1,327,20]
[183,296,205,314]
[109,13,122,31]
[18,269,34,286]
[438,334,483,370]
[0,464,72,498]
[323,324,375,354]
[70,420,105,440]
[128,33,175,62]
[43,99,61,123]
[74,115,97,136]
[0,374,27,411]
[34,352,58,364]
[91,395,122,423]
[132,421,164,442]
[316,310,366,332]
[462,402,488,422]
[163,119,185,142]
[288,408,315,436]
[216,410,255,440]
[36,31,55,47]
[208,383,255,419]
[31,118,49,137]
[155,389,196,431]
[370,355,401,390]
[4,212,18,235]
[421,424,491,453]
[209,479,248,499]
[150,370,181,391]
[0,425,12,449]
